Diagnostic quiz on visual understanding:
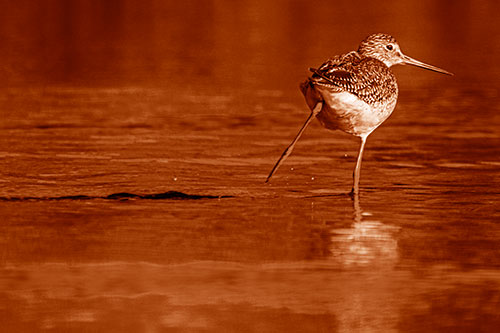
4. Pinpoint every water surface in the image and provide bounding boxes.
[1,1,500,332]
